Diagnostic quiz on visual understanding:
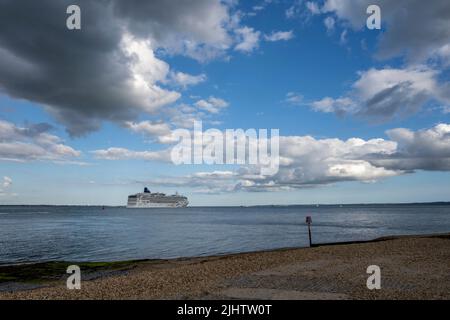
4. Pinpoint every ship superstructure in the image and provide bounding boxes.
[127,188,188,208]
